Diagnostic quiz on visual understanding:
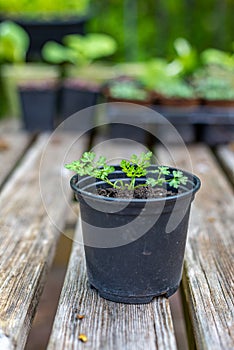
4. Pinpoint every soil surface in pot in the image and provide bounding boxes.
[97,186,181,199]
